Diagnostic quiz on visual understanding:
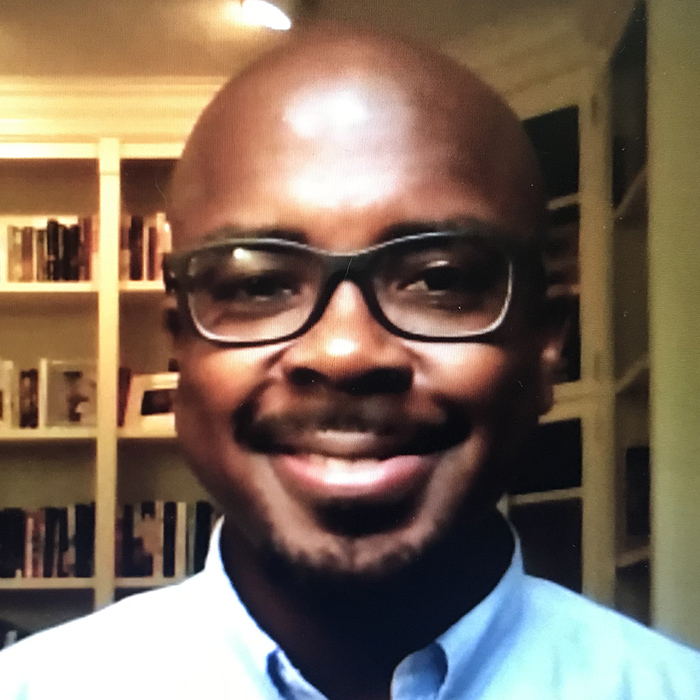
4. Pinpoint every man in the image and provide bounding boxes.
[2,24,699,700]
